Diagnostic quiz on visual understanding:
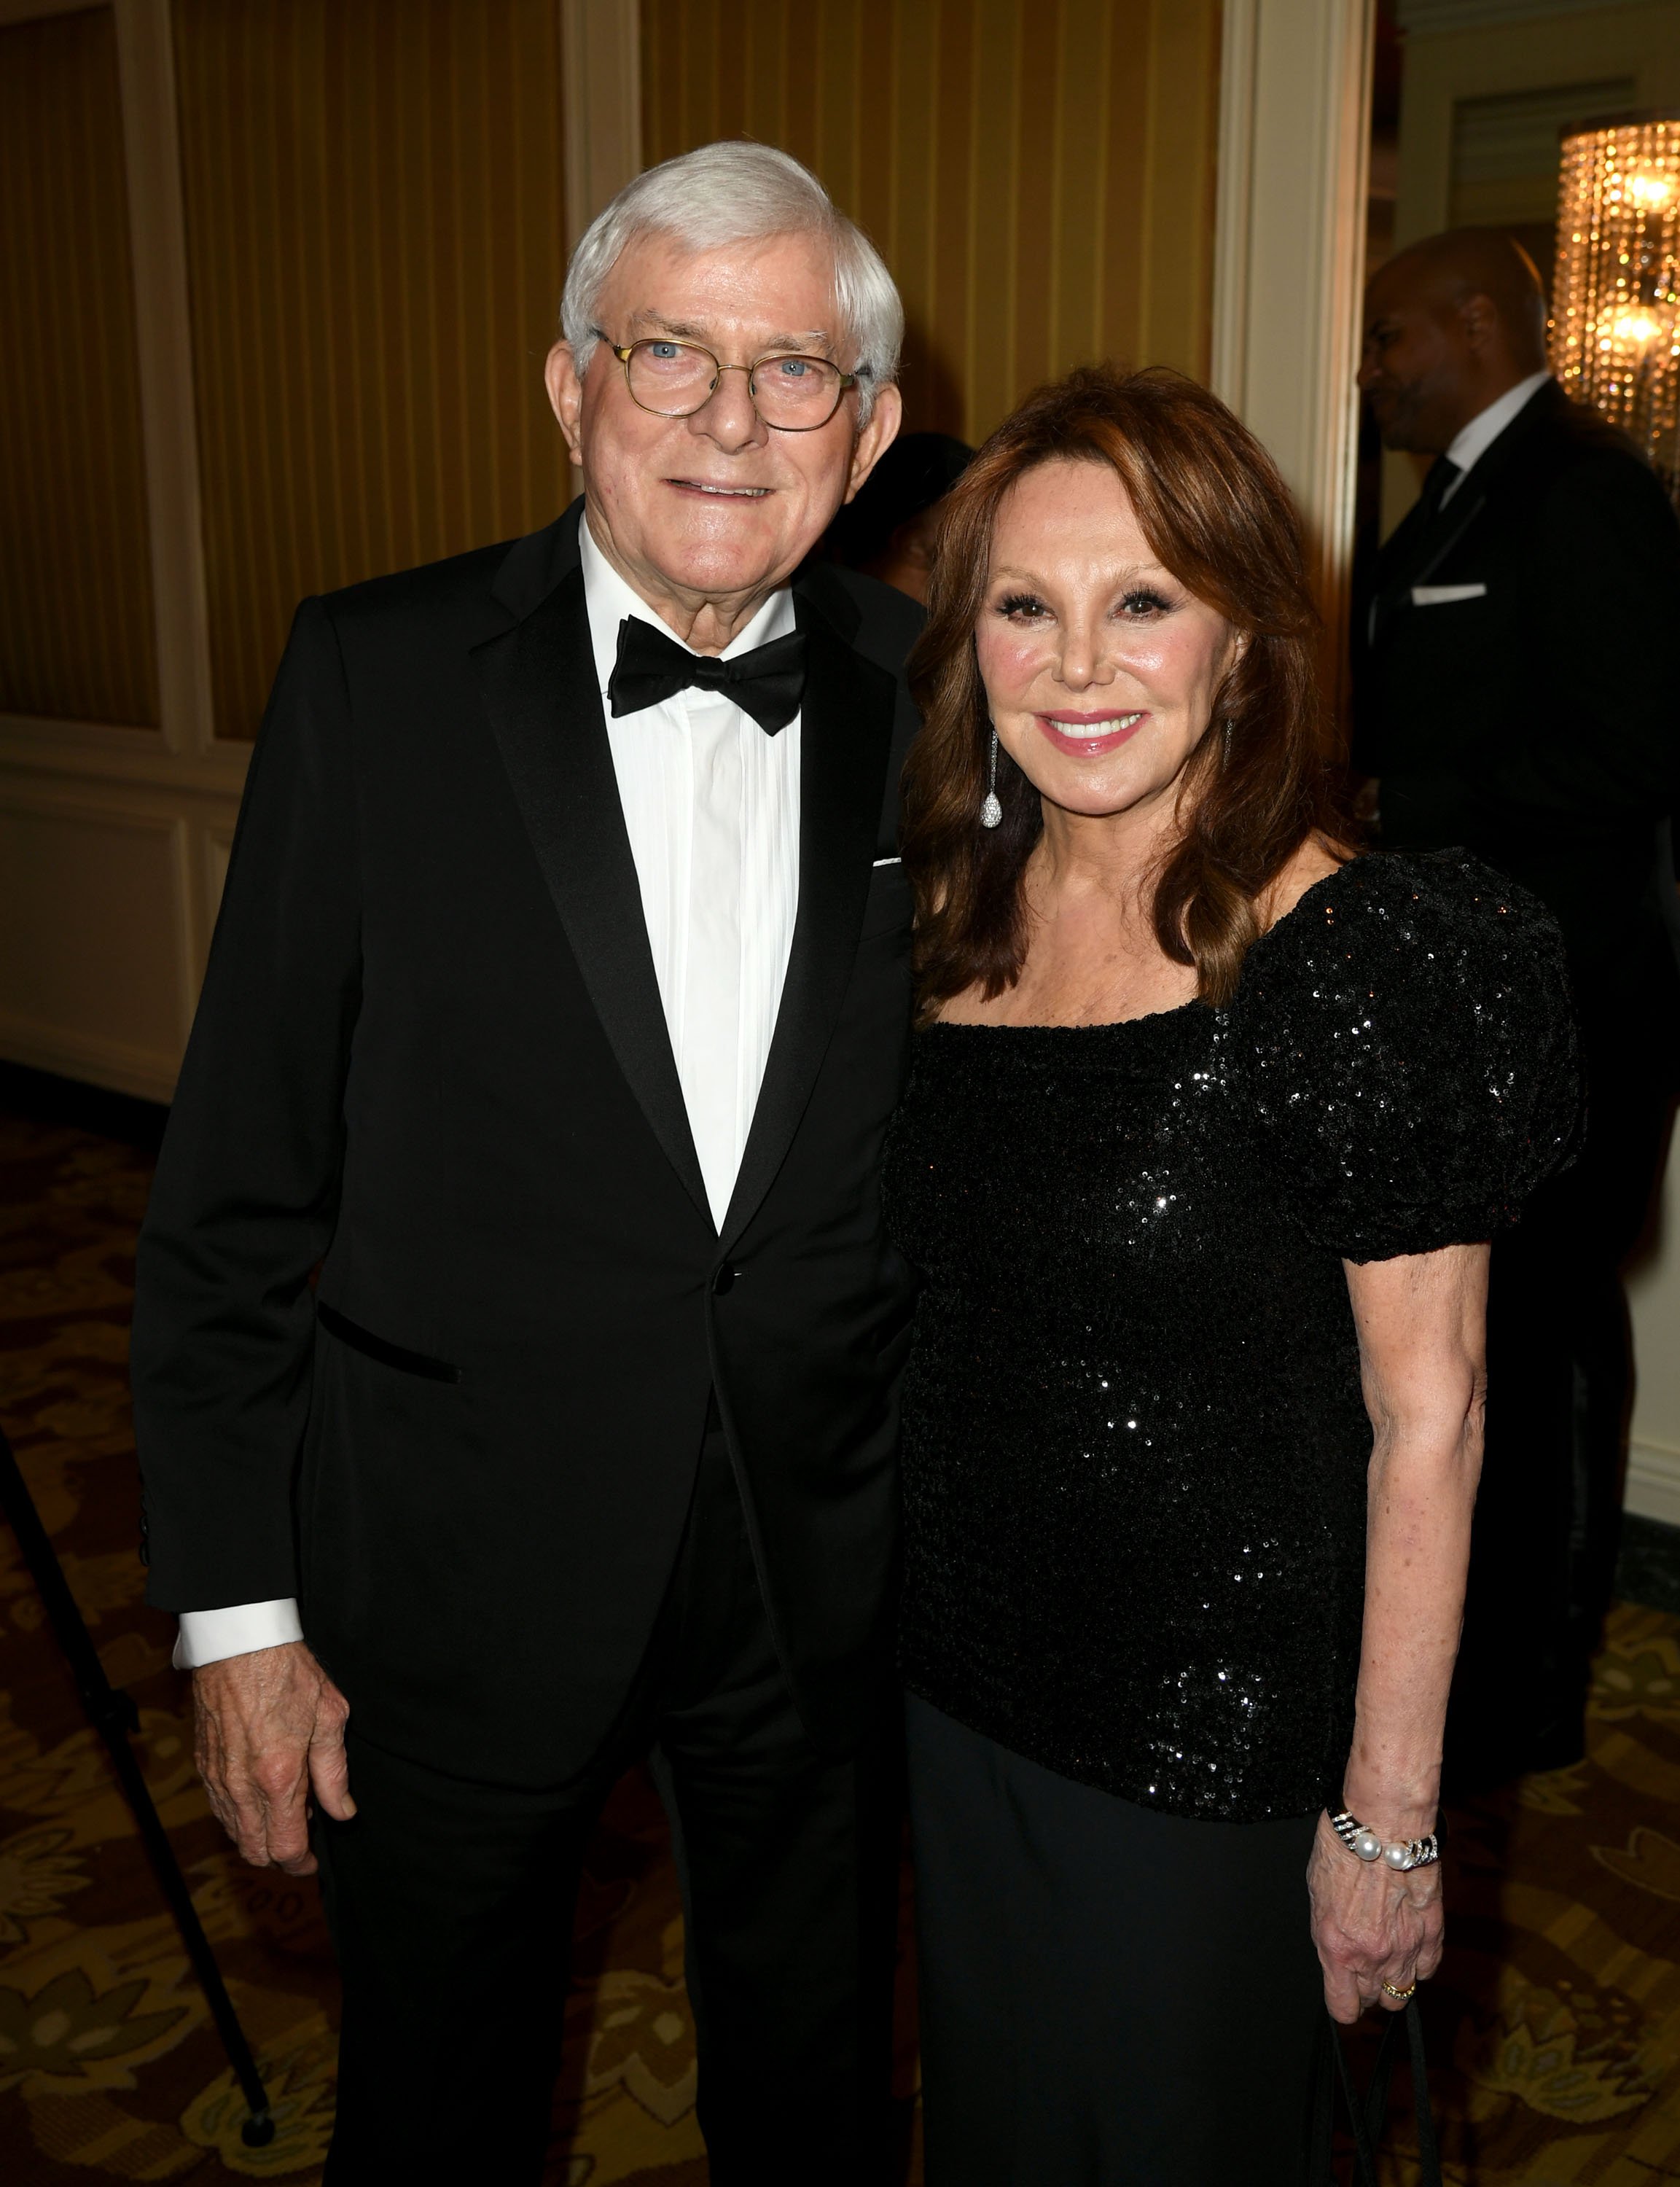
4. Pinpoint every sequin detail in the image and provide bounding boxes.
[883,851,1582,1821]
